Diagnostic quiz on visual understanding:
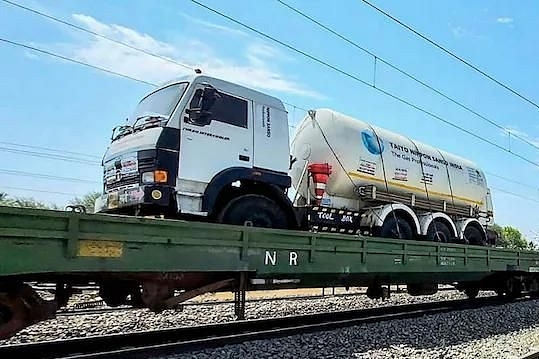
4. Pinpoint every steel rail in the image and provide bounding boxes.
[0,296,528,359]
[520,349,539,359]
[55,287,457,317]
